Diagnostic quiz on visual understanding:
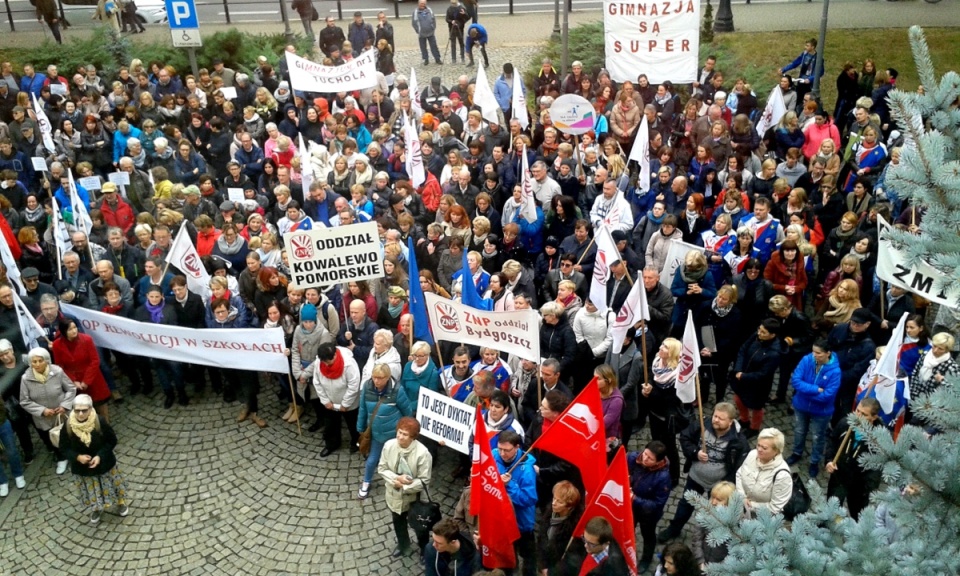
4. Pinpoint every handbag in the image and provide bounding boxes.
[772,469,811,521]
[408,484,442,536]
[310,6,319,21]
[358,398,384,457]
[4,396,21,424]
[49,414,66,448]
